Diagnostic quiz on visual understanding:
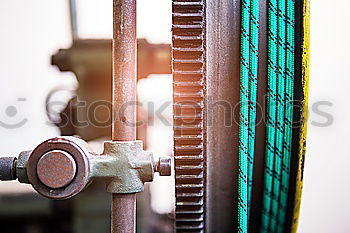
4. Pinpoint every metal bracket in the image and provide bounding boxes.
[0,136,171,200]
[91,140,155,193]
